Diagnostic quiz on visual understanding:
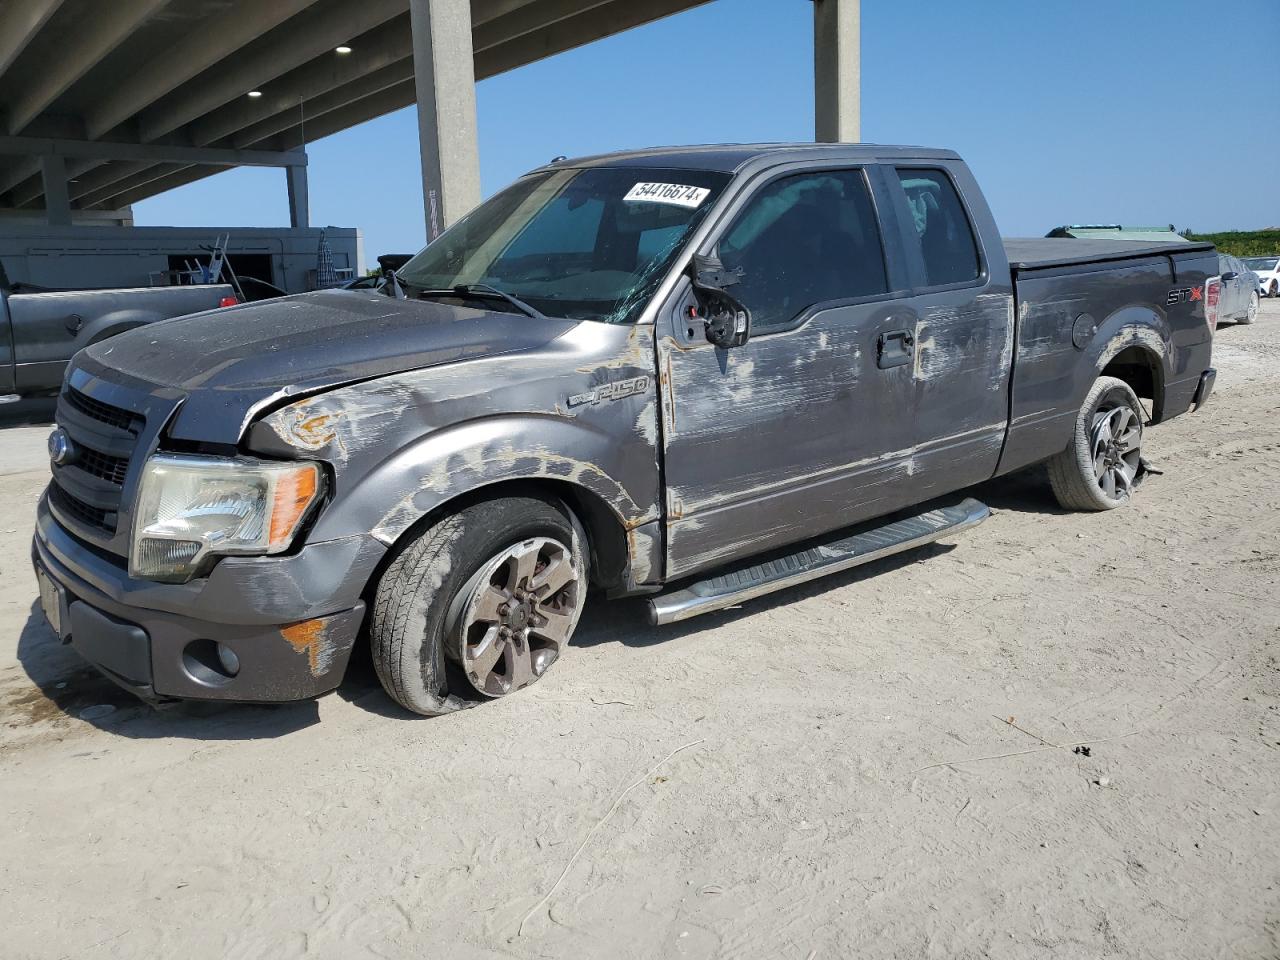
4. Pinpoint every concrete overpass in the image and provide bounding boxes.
[0,0,859,237]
